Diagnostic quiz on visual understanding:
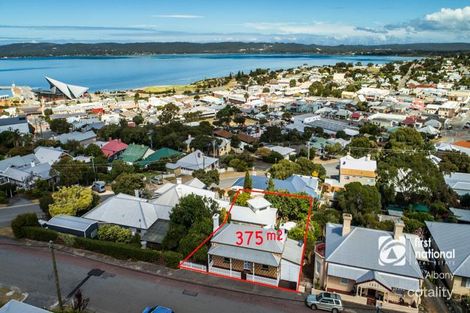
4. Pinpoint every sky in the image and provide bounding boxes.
[1,0,470,45]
